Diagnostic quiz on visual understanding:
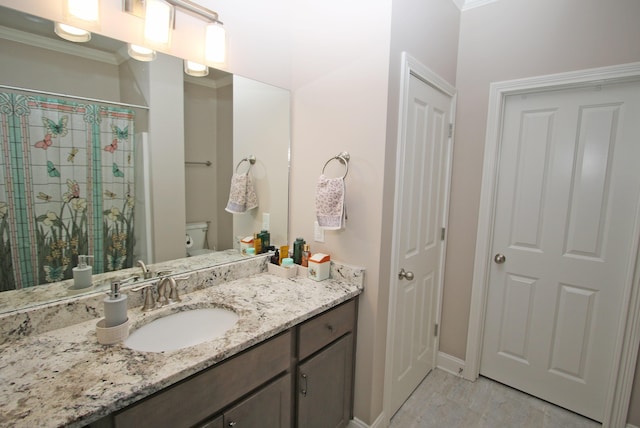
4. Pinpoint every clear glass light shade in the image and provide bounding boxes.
[184,60,209,77]
[205,22,226,64]
[144,0,174,45]
[128,44,157,61]
[54,22,91,42]
[66,0,100,23]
